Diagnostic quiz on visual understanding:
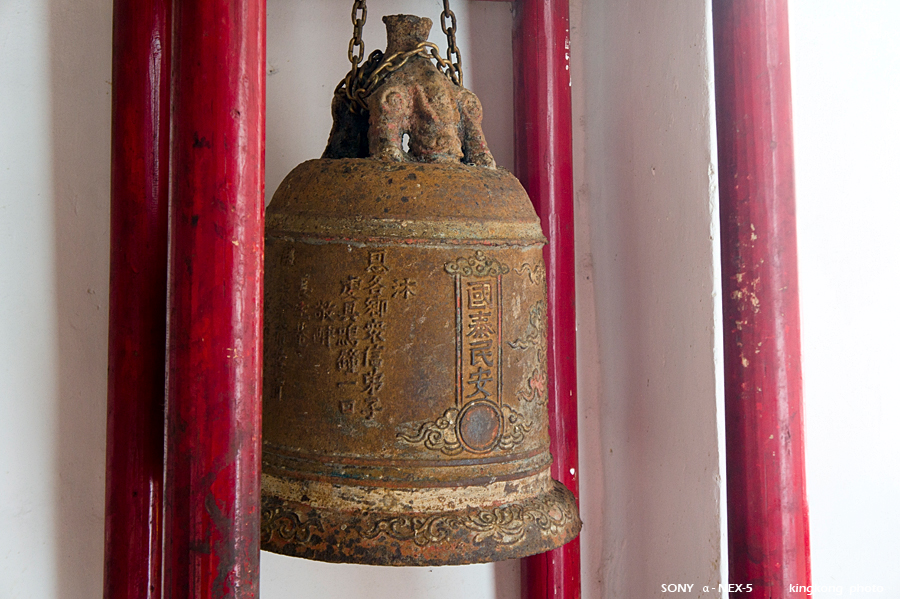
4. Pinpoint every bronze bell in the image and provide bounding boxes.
[261,13,581,566]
